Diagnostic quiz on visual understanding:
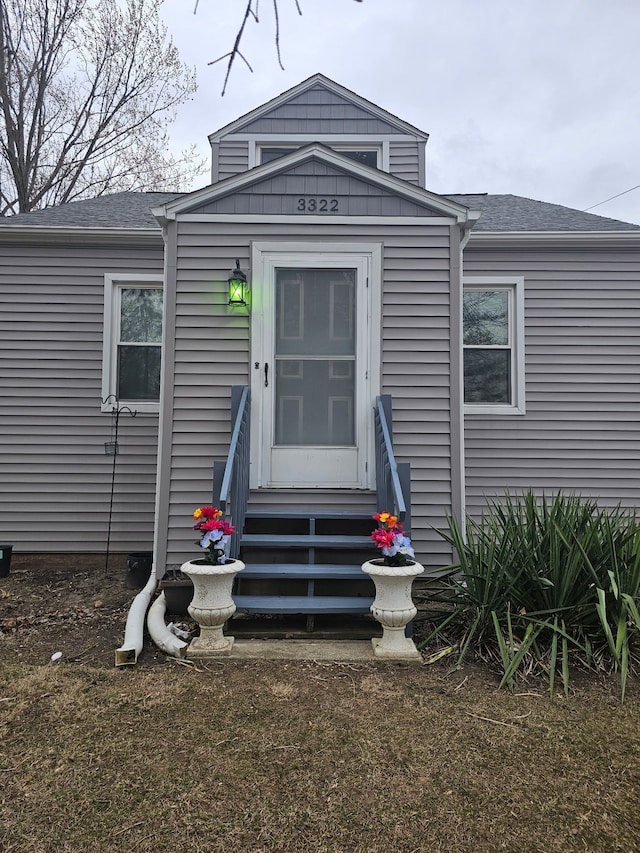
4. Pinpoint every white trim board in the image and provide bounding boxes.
[462,275,525,417]
[249,241,382,489]
[176,214,456,226]
[101,273,164,415]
